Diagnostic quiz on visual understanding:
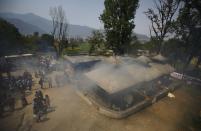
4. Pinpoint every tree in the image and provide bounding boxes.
[41,34,54,42]
[175,0,201,67]
[143,37,159,53]
[0,18,24,56]
[33,32,39,37]
[49,6,68,57]
[144,0,180,54]
[88,30,105,54]
[0,18,22,43]
[100,0,139,55]
[69,38,79,49]
[41,34,54,46]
